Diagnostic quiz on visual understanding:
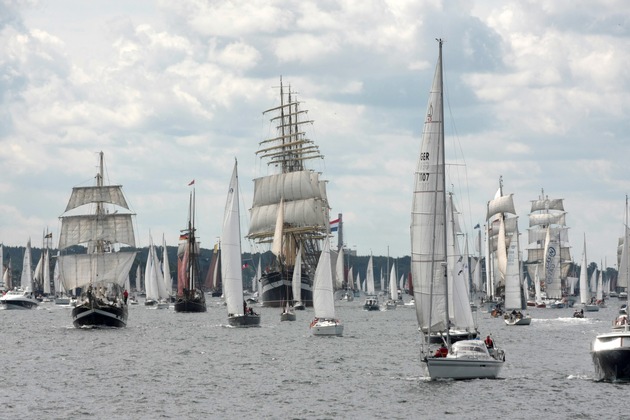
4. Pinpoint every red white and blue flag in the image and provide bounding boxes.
[330,218,340,232]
